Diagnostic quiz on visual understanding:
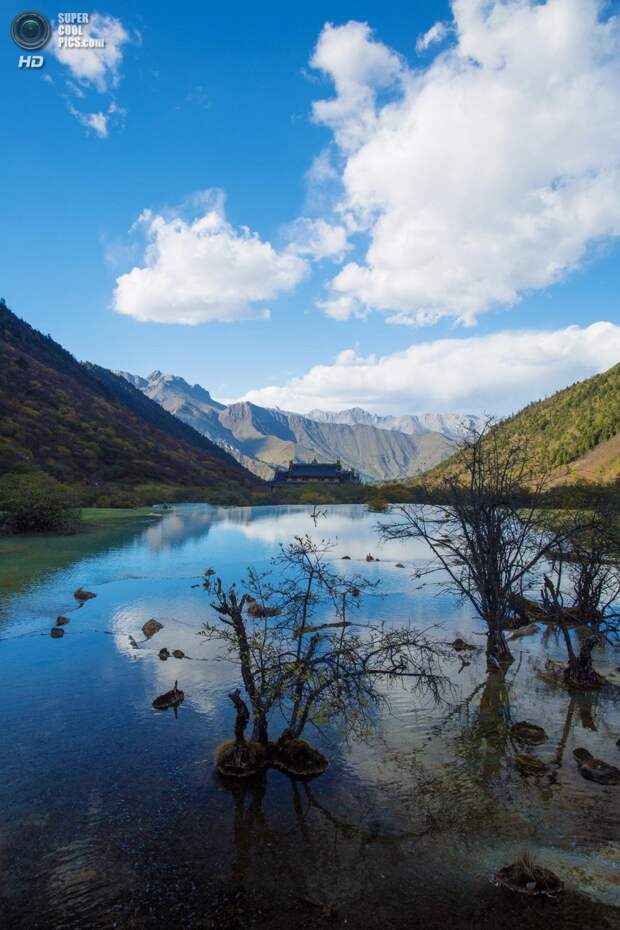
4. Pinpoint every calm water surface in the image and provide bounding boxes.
[1,504,619,929]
